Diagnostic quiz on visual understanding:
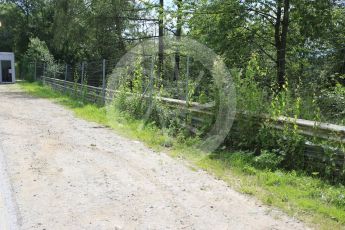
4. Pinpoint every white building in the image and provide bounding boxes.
[0,52,16,83]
